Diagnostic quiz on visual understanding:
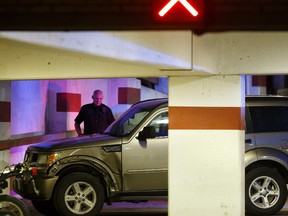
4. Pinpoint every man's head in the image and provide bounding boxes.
[92,90,103,106]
